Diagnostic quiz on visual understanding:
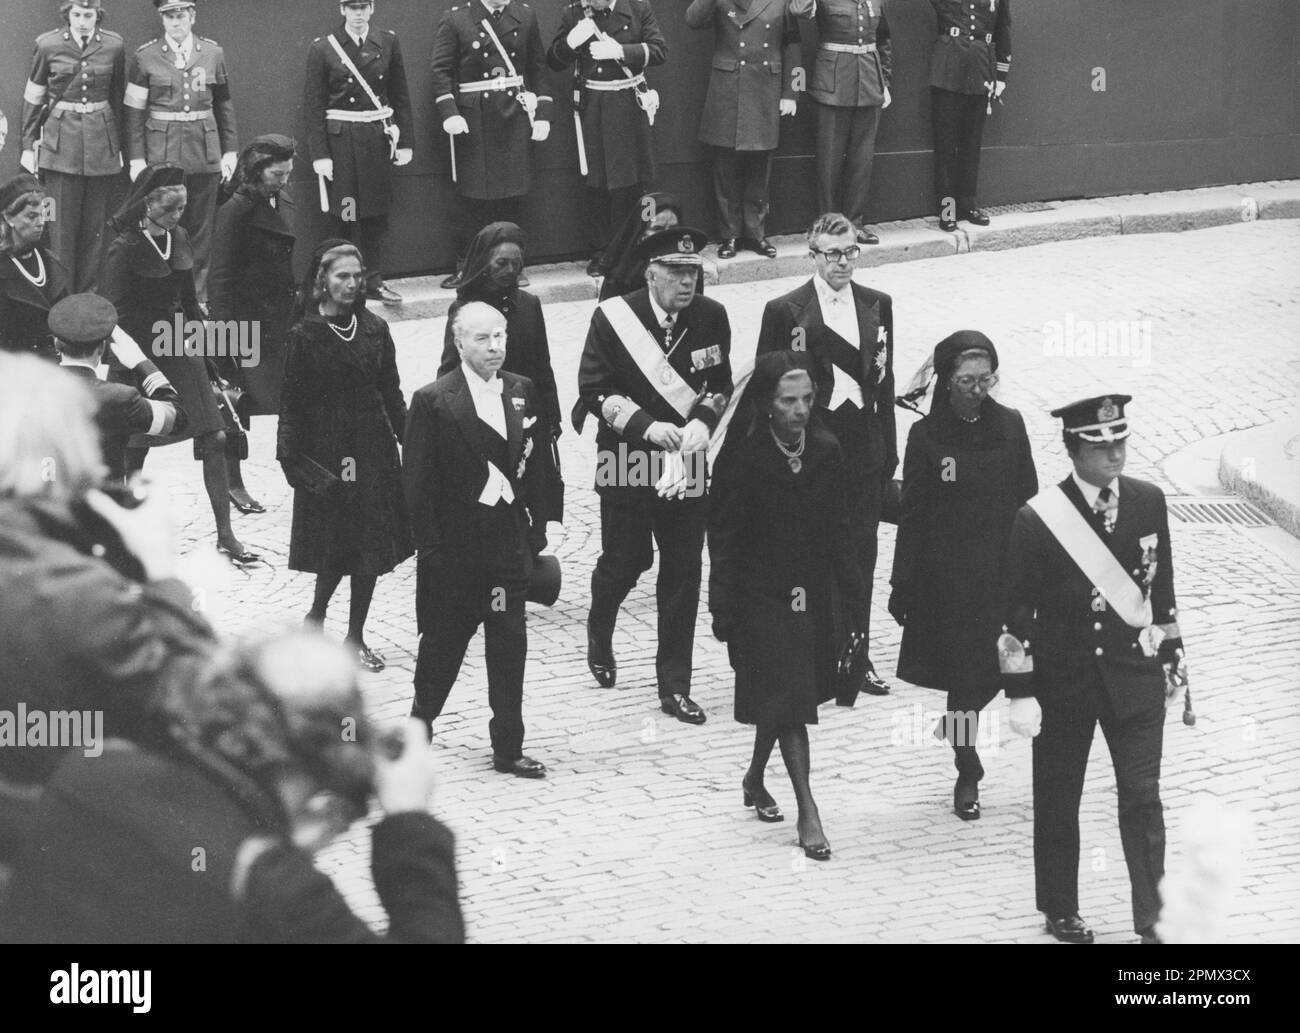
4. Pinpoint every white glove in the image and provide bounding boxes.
[589,39,624,62]
[882,85,892,110]
[313,158,334,180]
[108,329,147,370]
[394,147,413,166]
[678,418,710,455]
[129,158,146,181]
[20,149,38,174]
[220,151,237,181]
[443,115,469,136]
[1008,696,1042,739]
[994,80,1007,99]
[530,120,551,143]
[566,18,598,49]
[778,99,796,118]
